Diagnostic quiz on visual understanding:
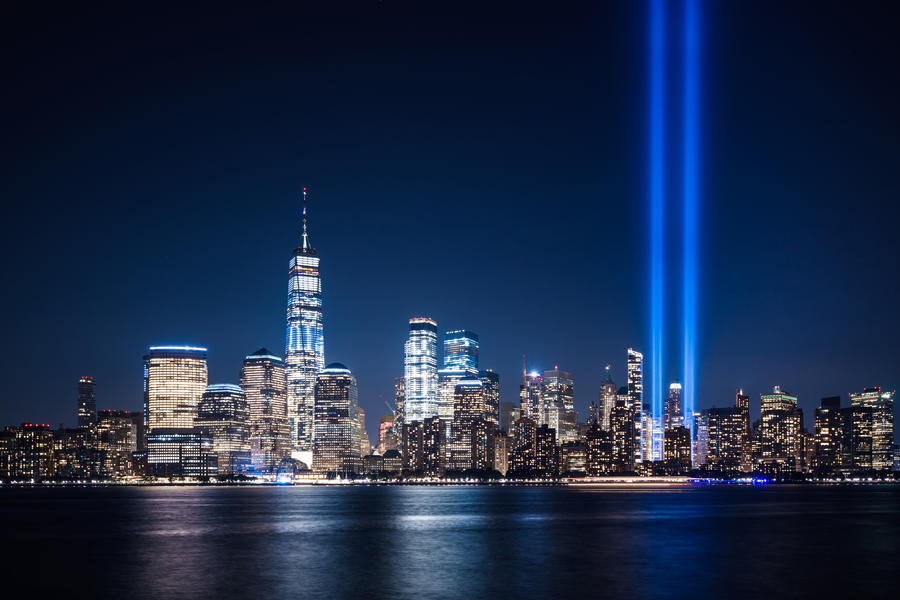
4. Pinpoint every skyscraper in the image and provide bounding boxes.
[312,363,360,474]
[449,379,490,471]
[478,369,500,430]
[758,386,803,473]
[144,346,208,477]
[520,372,543,421]
[240,348,290,473]
[664,383,683,430]
[393,376,405,432]
[543,368,575,442]
[404,318,438,424]
[358,406,370,458]
[627,348,644,465]
[197,384,251,476]
[443,330,479,371]
[814,396,842,475]
[285,189,325,465]
[735,389,752,472]
[598,365,617,431]
[849,387,895,471]
[77,376,96,428]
